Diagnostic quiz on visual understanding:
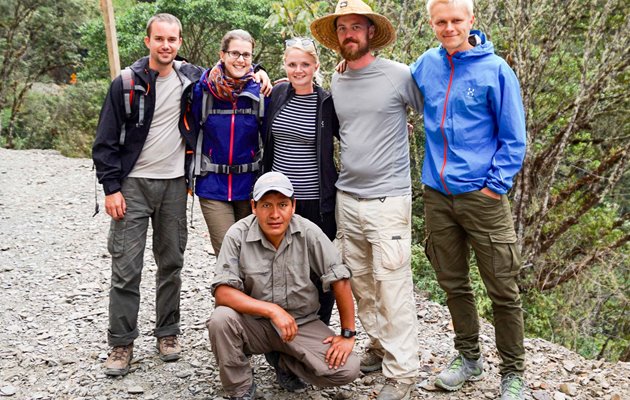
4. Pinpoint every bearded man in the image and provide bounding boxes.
[310,1,424,399]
